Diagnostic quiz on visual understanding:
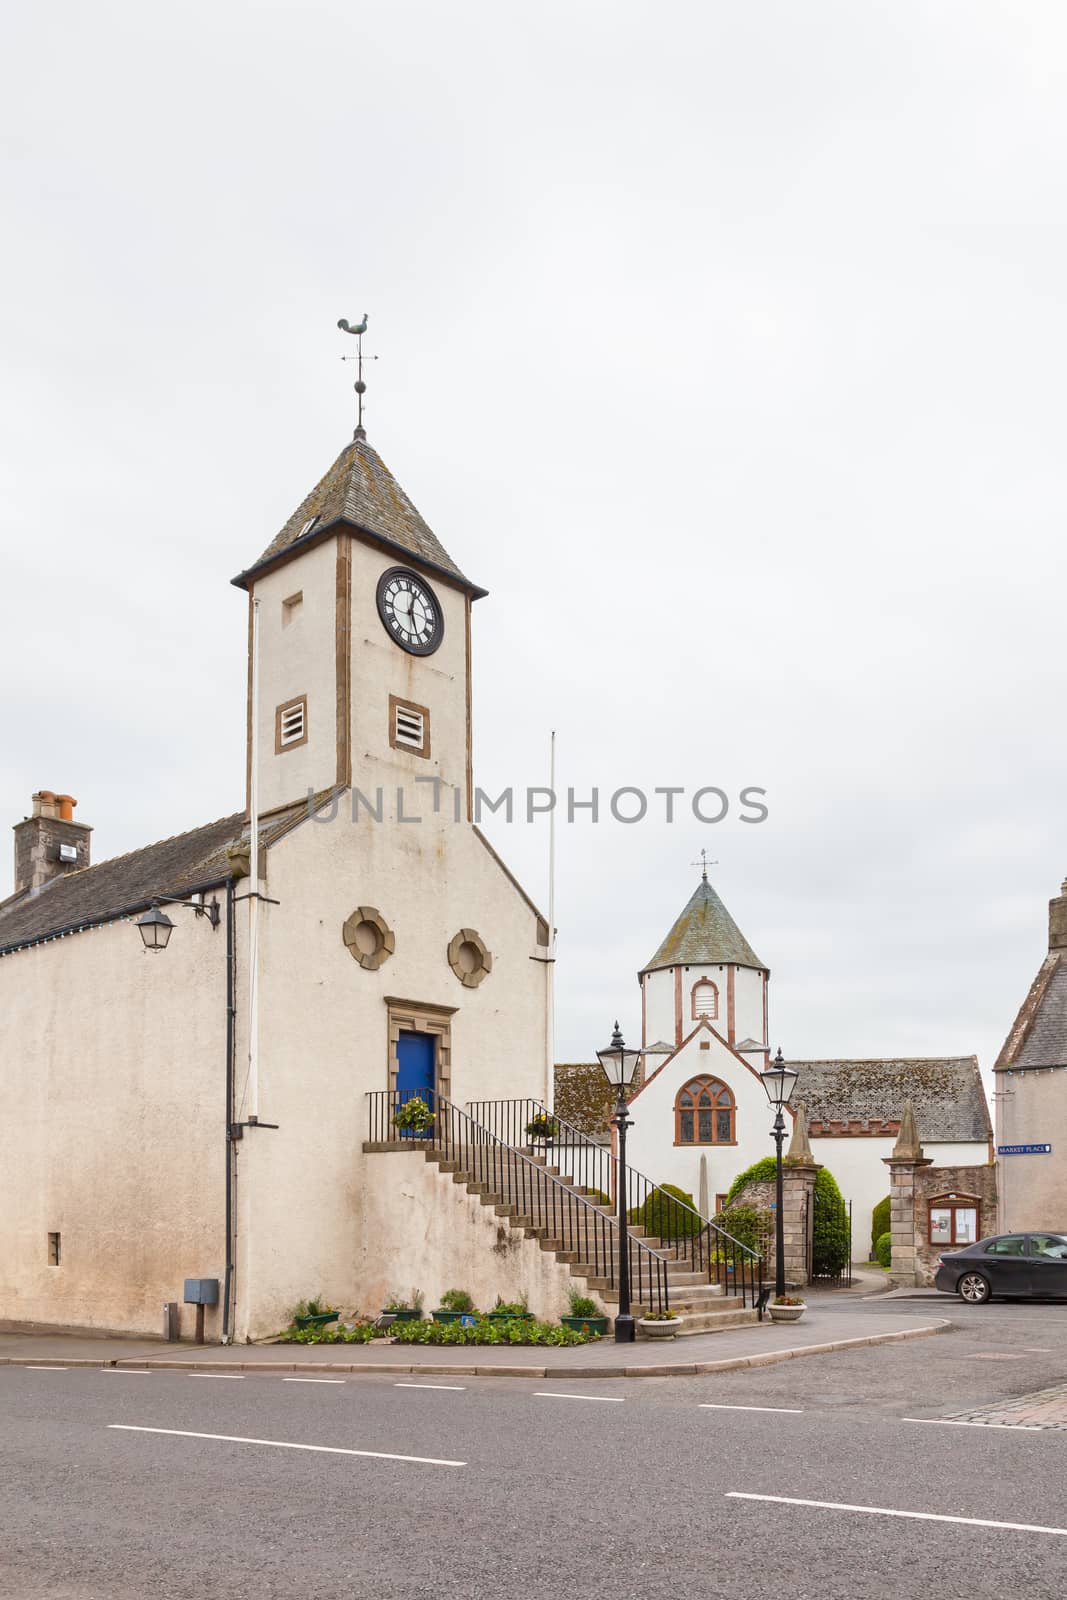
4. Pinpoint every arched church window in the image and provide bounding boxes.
[675,1076,735,1145]
[691,979,718,1020]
